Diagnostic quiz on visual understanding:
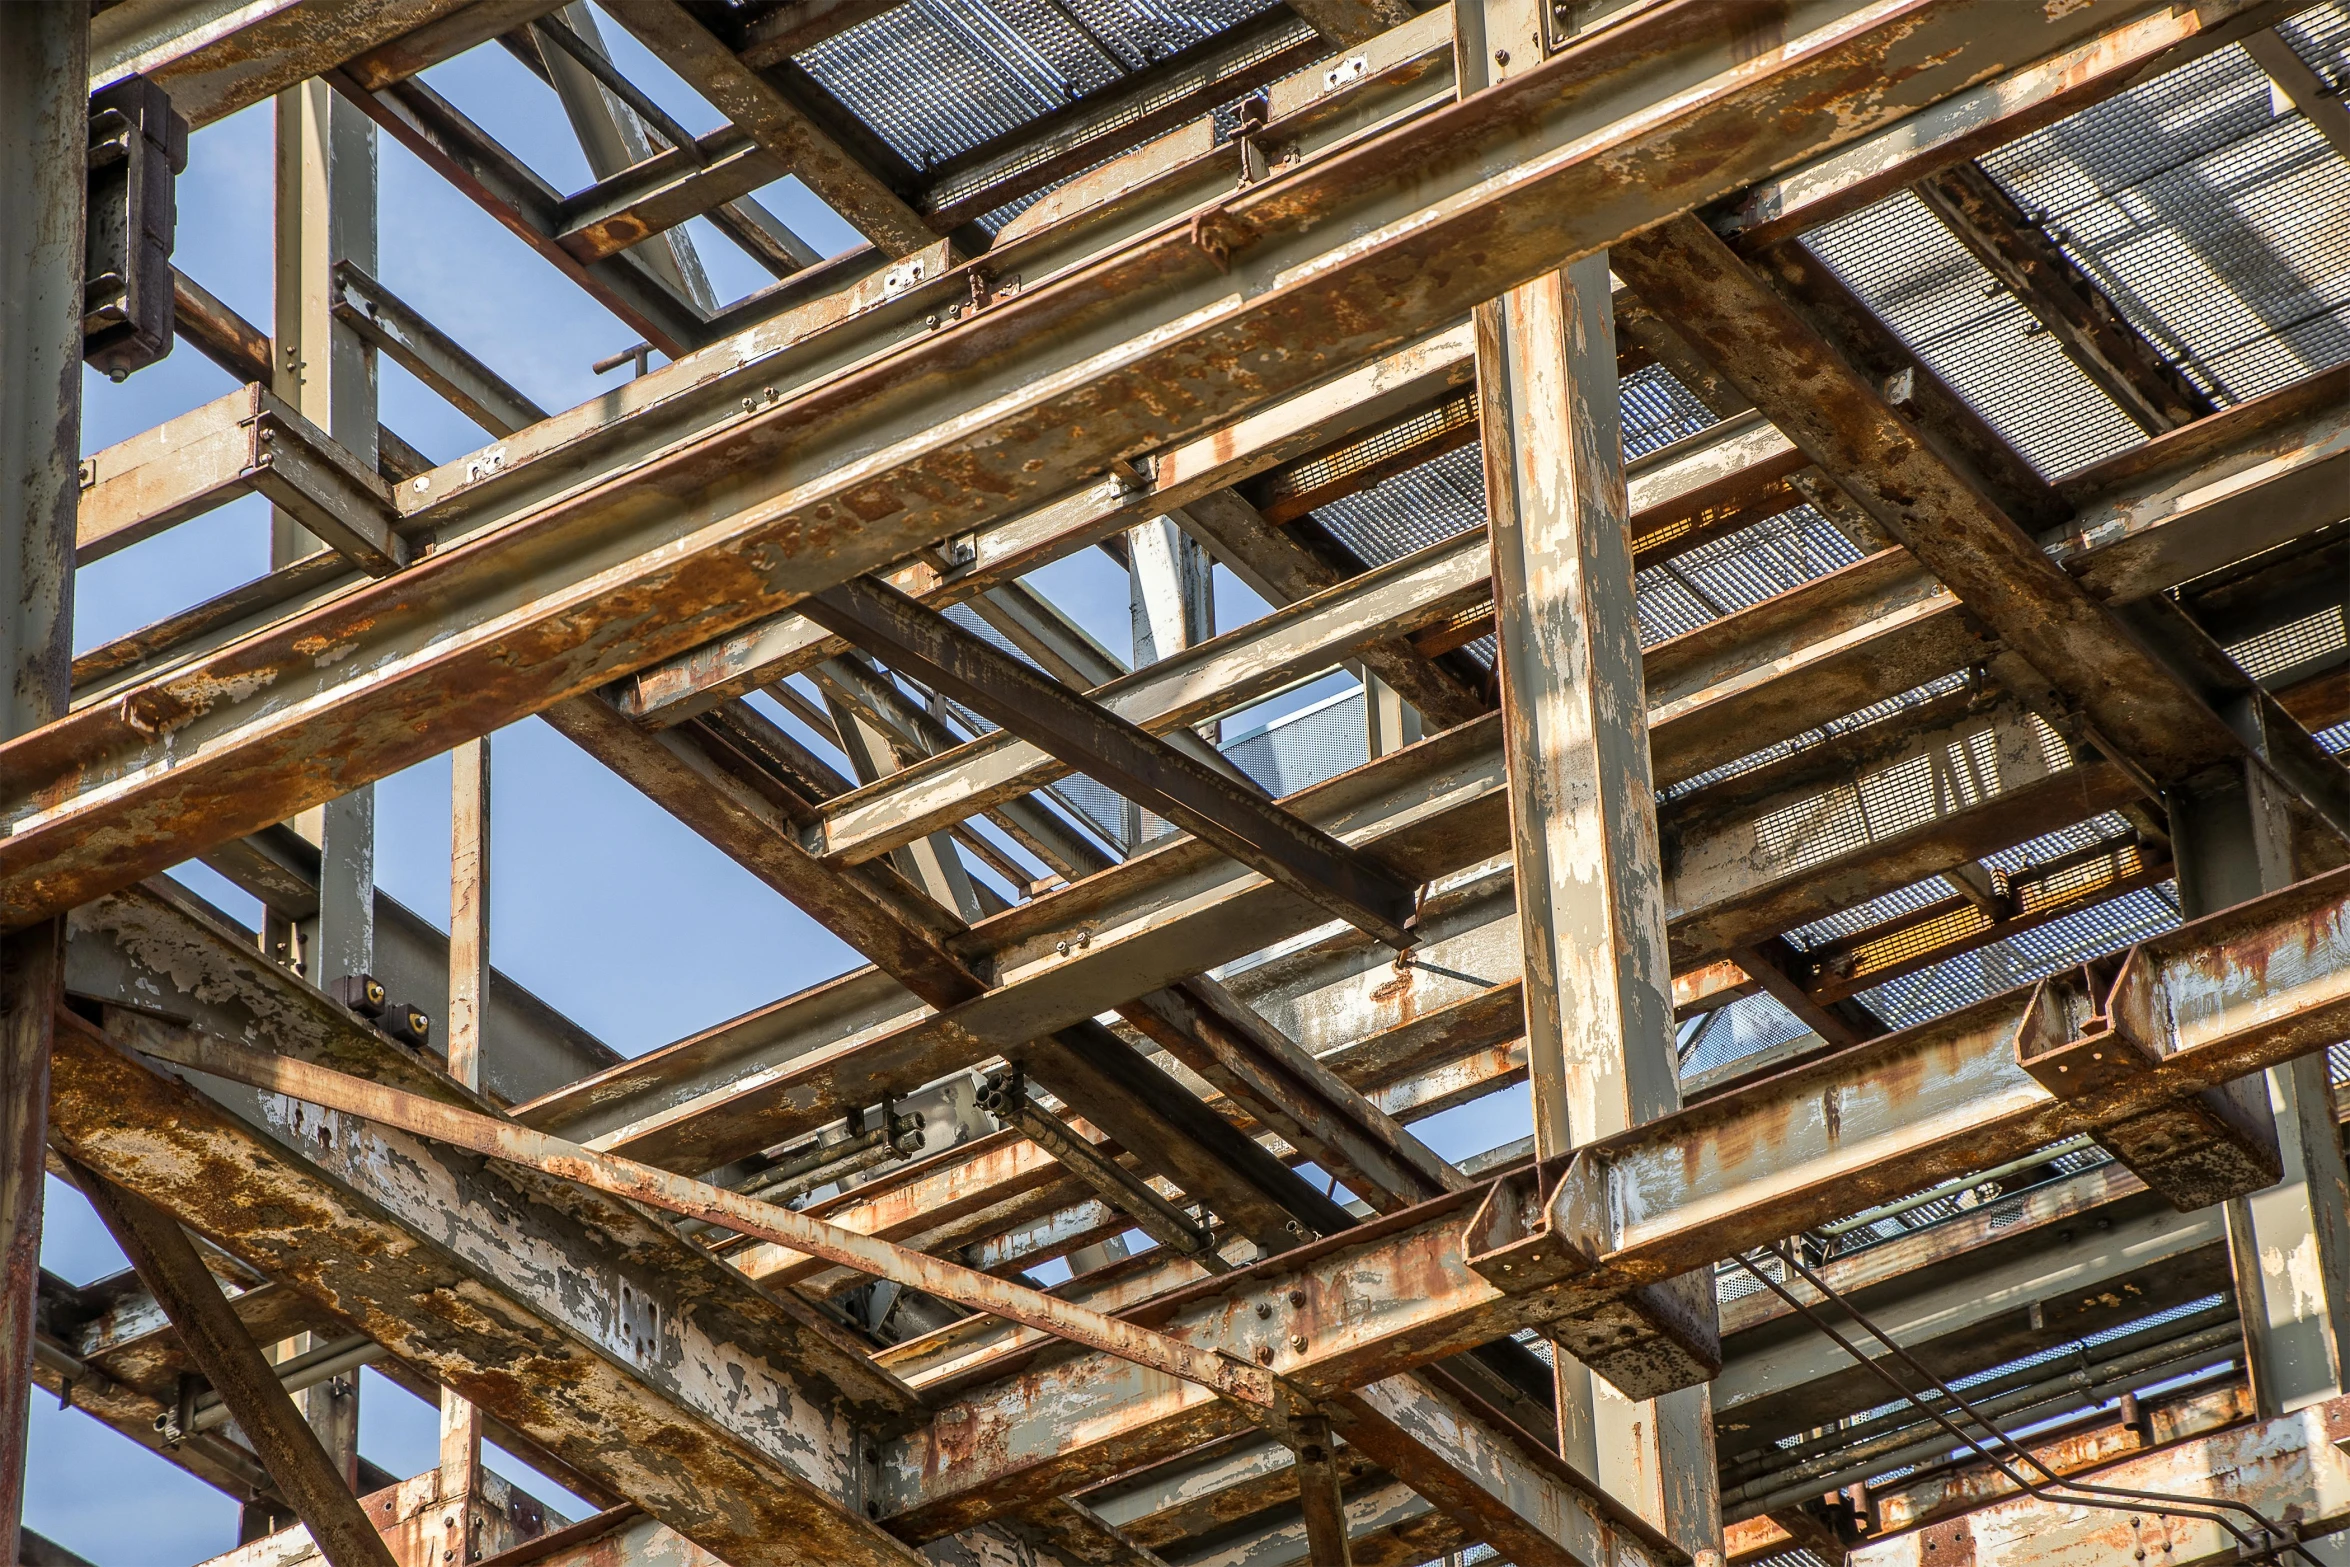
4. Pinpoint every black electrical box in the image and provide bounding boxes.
[85,75,187,380]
